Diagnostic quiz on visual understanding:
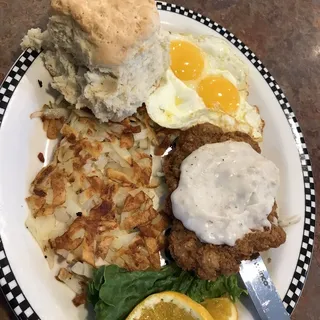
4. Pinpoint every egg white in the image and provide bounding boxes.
[146,34,264,141]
